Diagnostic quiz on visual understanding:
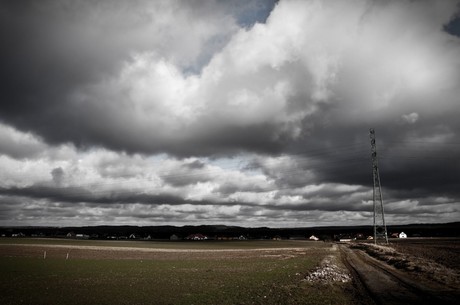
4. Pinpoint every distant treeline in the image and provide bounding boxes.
[1,222,459,240]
